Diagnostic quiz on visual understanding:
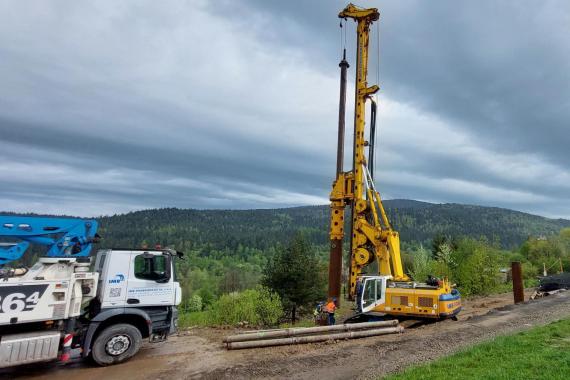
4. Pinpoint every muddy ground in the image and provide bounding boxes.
[4,290,570,380]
